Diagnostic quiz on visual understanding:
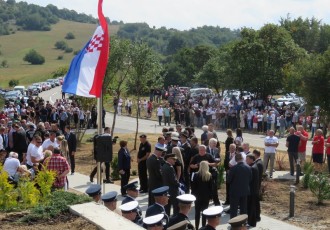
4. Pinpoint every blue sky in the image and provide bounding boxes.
[19,0,330,30]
